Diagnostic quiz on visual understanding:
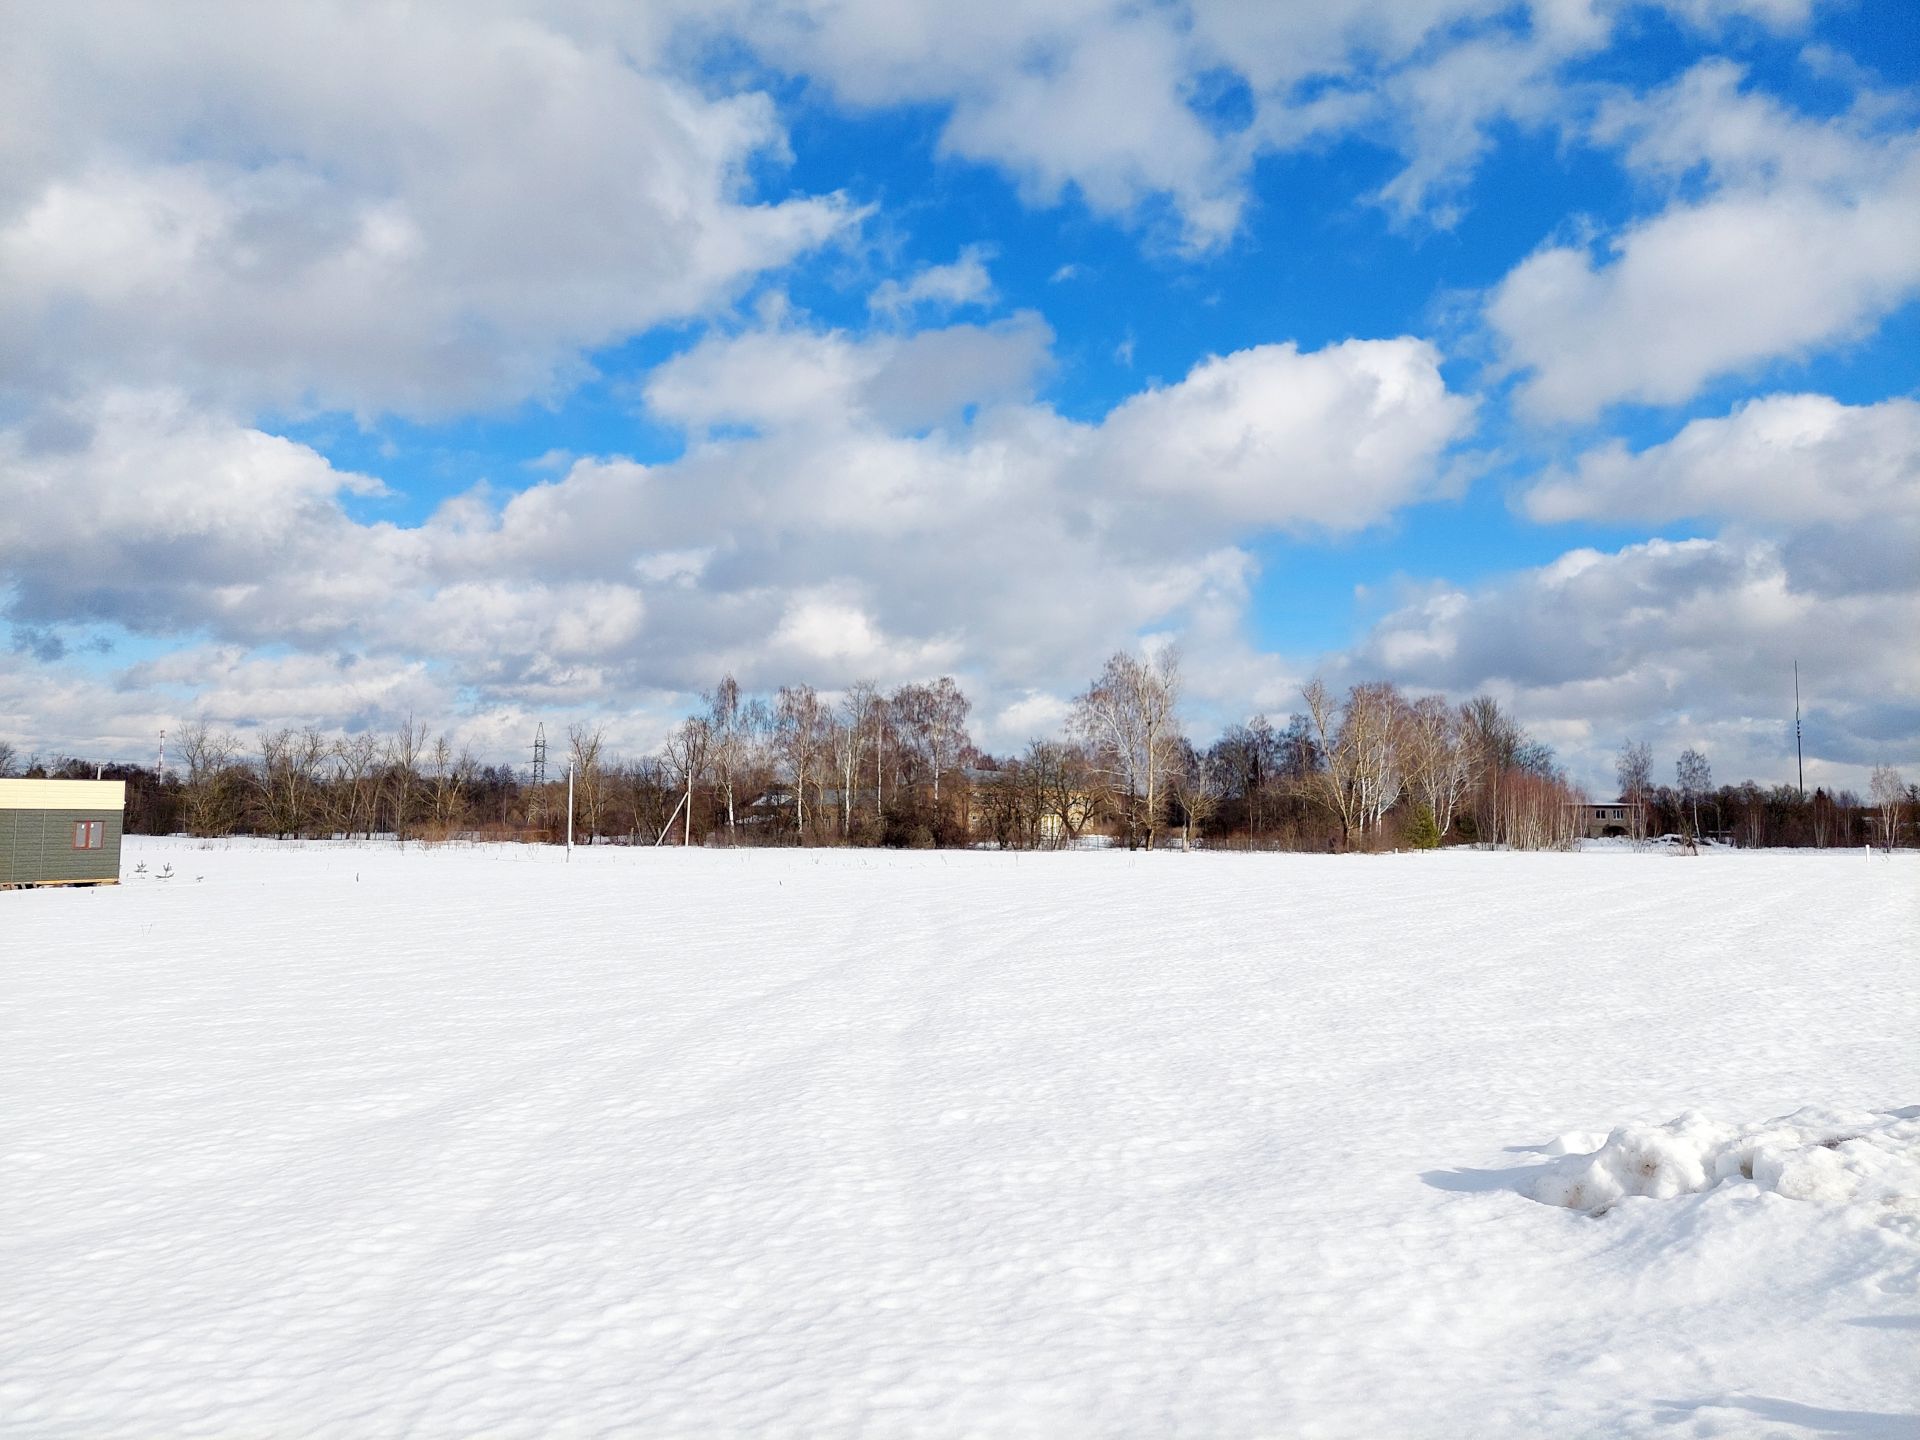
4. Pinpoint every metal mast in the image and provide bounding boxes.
[1793,661,1804,799]
[529,722,550,837]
